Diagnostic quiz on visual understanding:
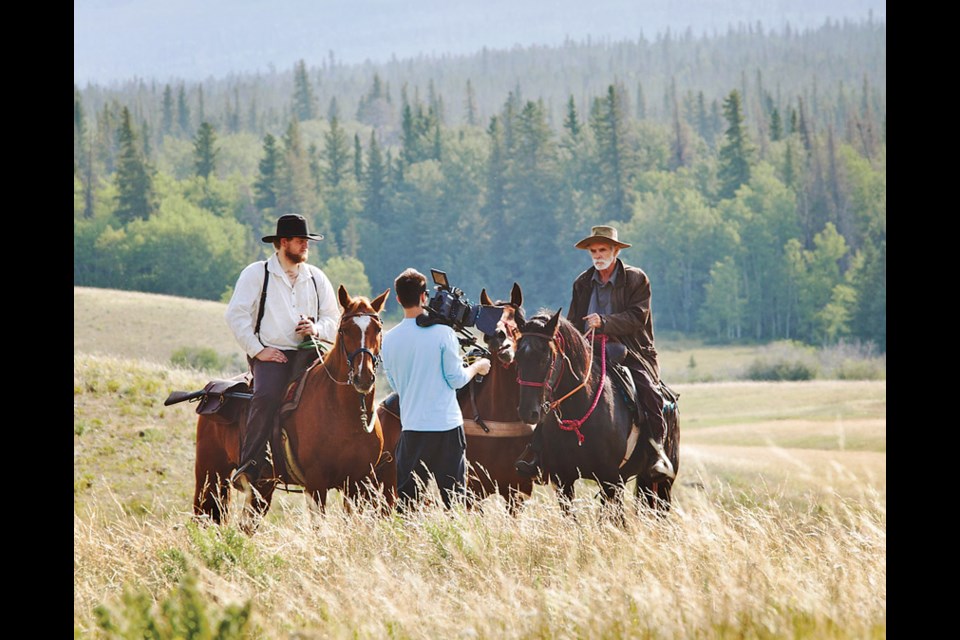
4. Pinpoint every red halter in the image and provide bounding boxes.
[517,328,608,445]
